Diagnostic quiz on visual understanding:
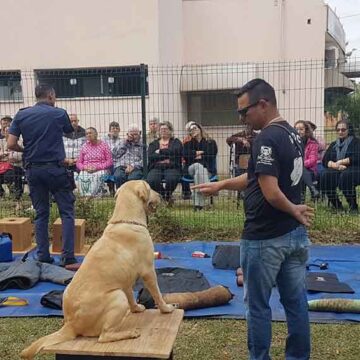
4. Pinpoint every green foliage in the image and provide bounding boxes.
[325,85,360,130]
[75,197,114,240]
